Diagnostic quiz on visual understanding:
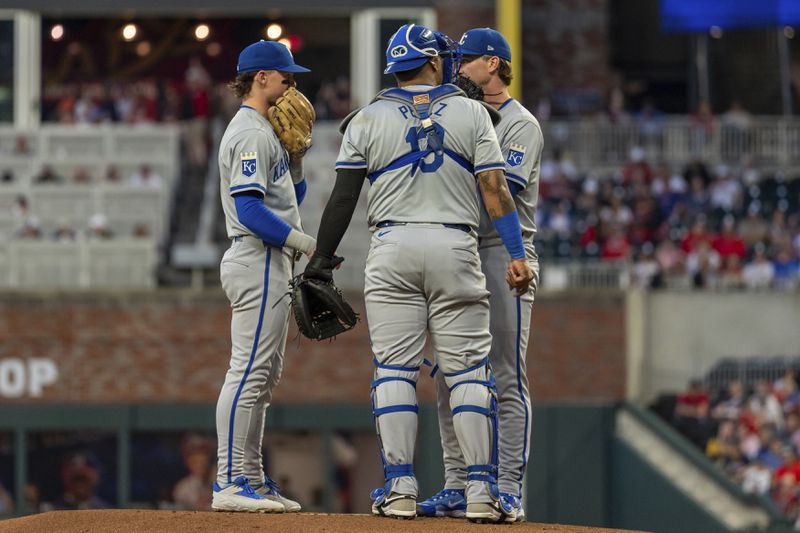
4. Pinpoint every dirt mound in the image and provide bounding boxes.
[0,509,649,533]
